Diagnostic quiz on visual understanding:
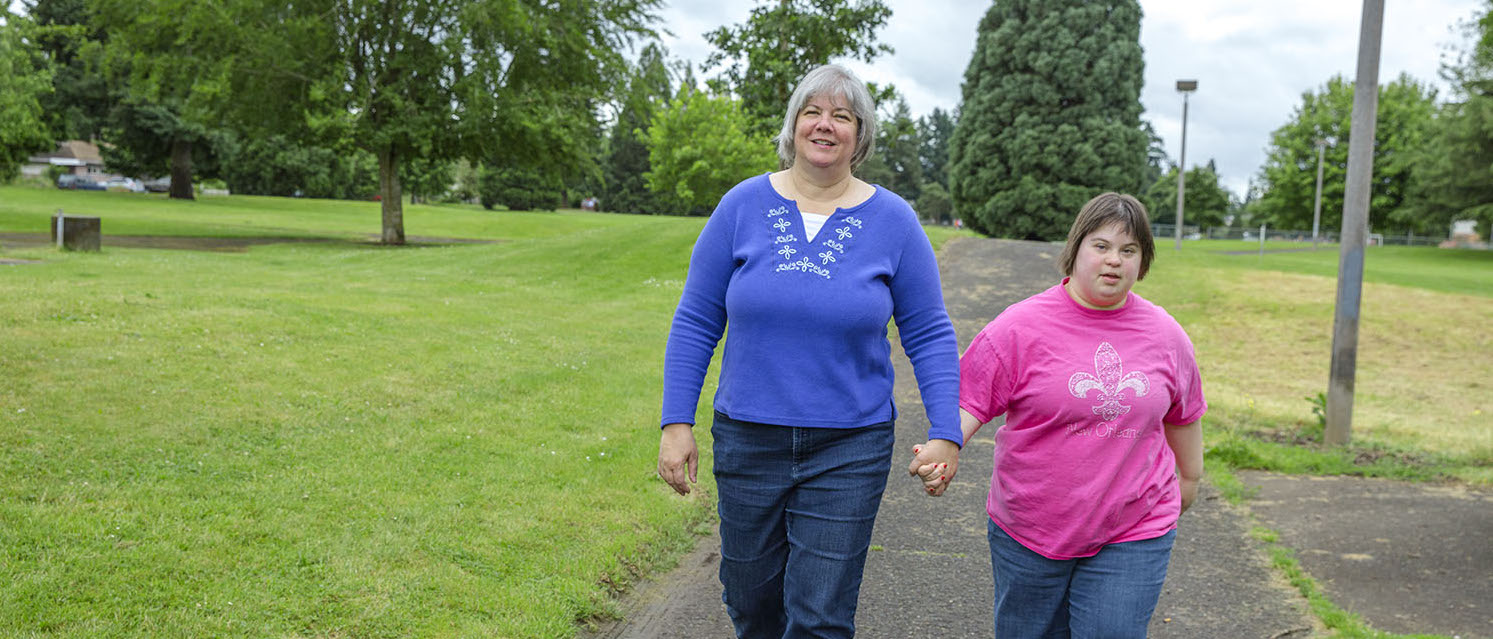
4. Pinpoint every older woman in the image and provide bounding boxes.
[951,192,1206,639]
[656,64,961,638]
